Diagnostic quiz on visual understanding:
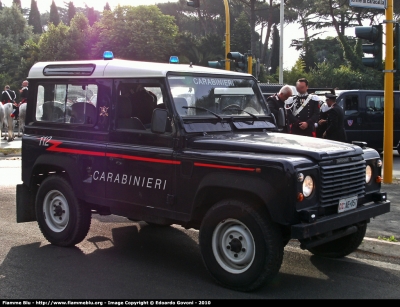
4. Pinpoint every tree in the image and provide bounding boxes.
[86,6,97,26]
[0,5,33,88]
[104,3,111,11]
[92,5,178,62]
[49,0,60,26]
[29,0,42,34]
[67,1,76,26]
[12,0,21,9]
[0,1,3,11]
[270,24,279,74]
[231,12,251,54]
[38,22,69,61]
[65,13,92,60]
